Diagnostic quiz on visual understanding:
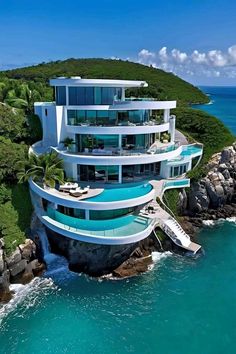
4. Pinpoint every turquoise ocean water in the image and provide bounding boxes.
[1,87,236,354]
